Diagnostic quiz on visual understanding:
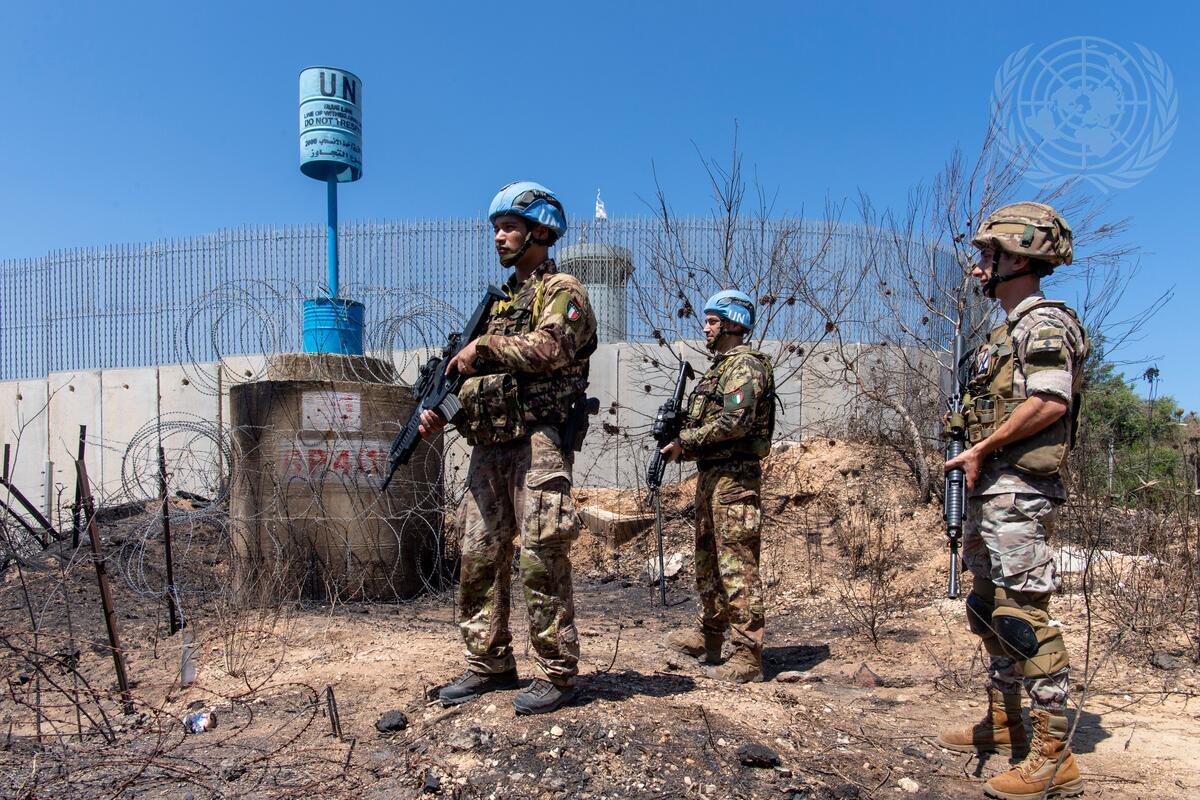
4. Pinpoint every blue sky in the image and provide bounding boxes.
[2,1,1196,407]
